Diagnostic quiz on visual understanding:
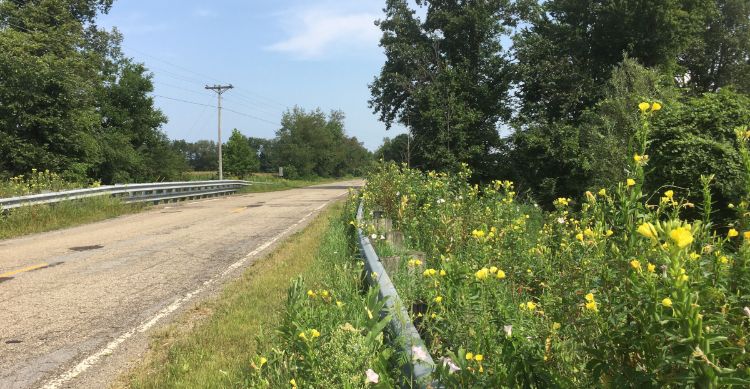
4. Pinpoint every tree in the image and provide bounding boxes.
[680,0,750,94]
[649,89,750,219]
[271,107,371,178]
[369,0,514,179]
[0,0,186,183]
[513,0,712,124]
[223,129,258,177]
[376,134,410,165]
